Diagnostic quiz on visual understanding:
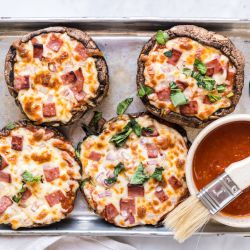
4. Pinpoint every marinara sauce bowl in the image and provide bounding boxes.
[186,114,250,228]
